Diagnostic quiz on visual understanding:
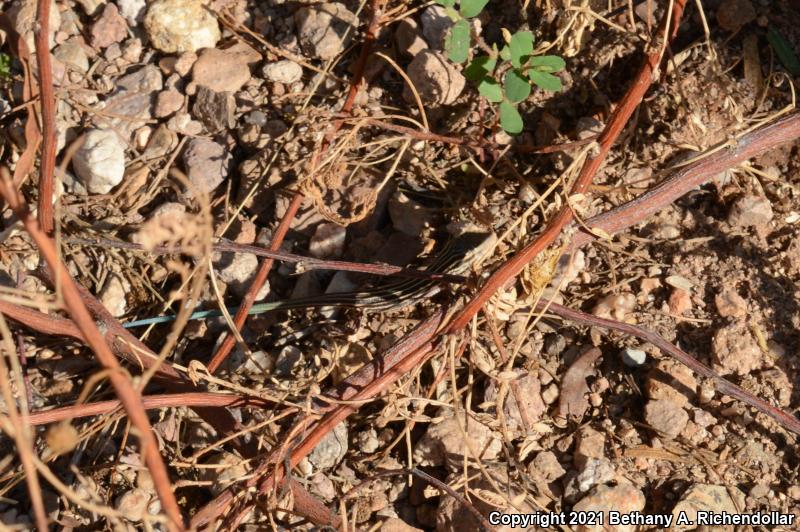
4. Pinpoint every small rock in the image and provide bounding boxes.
[714,286,747,317]
[541,383,558,404]
[261,60,303,84]
[574,426,605,465]
[644,399,688,438]
[671,484,746,530]
[8,0,61,52]
[309,223,347,258]
[154,89,183,117]
[413,413,501,471]
[53,41,90,73]
[712,321,763,375]
[118,0,146,25]
[167,112,203,135]
[575,457,615,493]
[395,18,427,57]
[388,192,434,236]
[91,3,128,50]
[182,138,231,195]
[193,47,255,92]
[621,347,646,367]
[531,451,566,482]
[173,51,198,76]
[204,452,249,496]
[646,358,697,407]
[728,194,773,228]
[716,0,756,32]
[99,65,163,141]
[116,488,150,522]
[308,422,348,471]
[403,50,465,105]
[576,116,603,140]
[214,252,269,299]
[665,274,693,291]
[275,345,302,376]
[122,37,143,62]
[420,5,452,49]
[74,0,103,16]
[572,483,645,532]
[144,0,220,53]
[638,277,660,300]
[192,86,235,131]
[668,288,692,315]
[72,129,126,194]
[591,292,635,321]
[380,517,423,532]
[295,3,358,60]
[100,274,130,318]
[485,371,546,431]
